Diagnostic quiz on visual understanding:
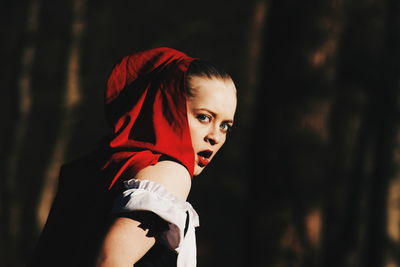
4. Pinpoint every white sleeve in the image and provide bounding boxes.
[111,179,200,267]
